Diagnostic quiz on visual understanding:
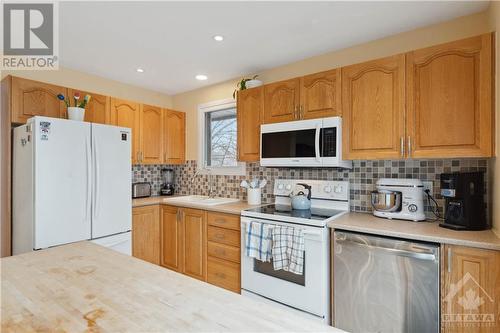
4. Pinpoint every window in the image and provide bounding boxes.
[198,99,245,175]
[205,108,237,167]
